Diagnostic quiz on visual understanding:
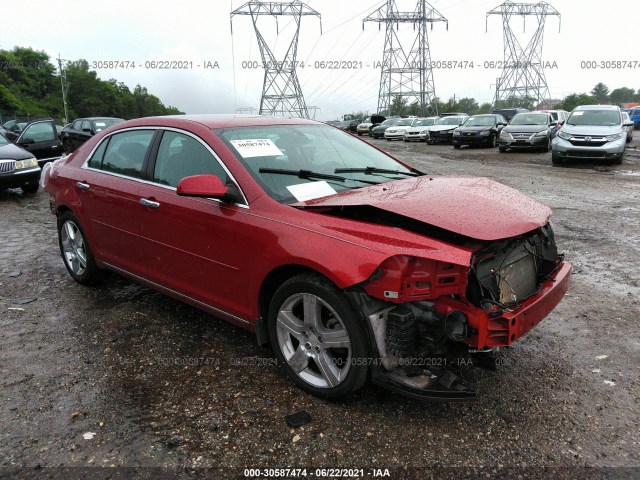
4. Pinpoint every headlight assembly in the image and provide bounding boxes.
[534,130,548,137]
[606,133,623,142]
[15,157,39,169]
[558,130,572,140]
